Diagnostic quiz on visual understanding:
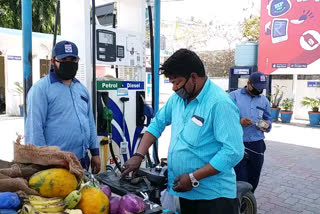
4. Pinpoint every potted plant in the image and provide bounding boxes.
[268,85,285,121]
[14,82,24,116]
[280,98,294,123]
[301,97,320,126]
